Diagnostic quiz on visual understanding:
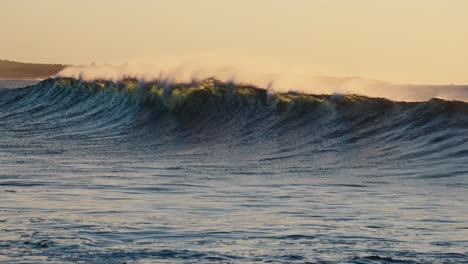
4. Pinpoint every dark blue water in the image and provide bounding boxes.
[0,79,467,263]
